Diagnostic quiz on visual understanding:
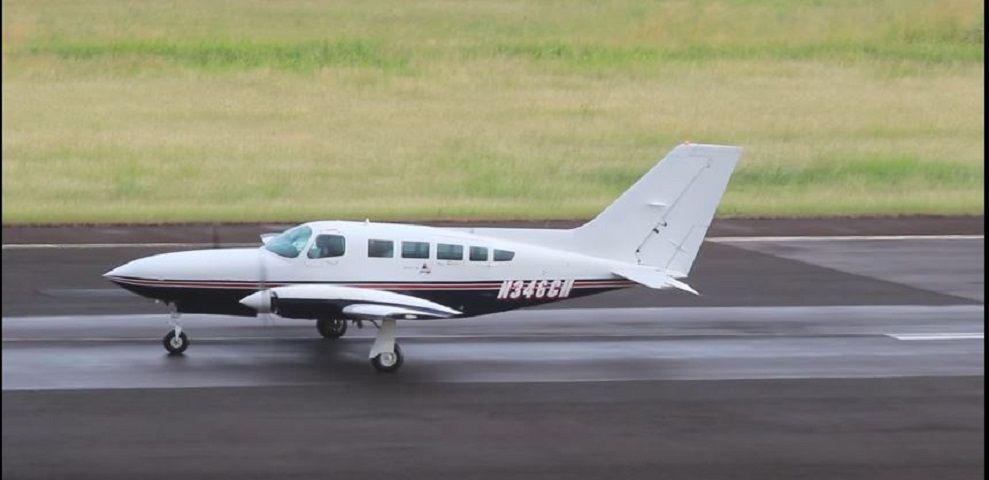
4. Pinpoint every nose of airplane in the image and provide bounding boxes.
[103,261,140,279]
[104,255,159,280]
[103,248,265,282]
